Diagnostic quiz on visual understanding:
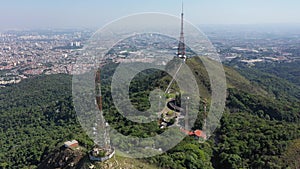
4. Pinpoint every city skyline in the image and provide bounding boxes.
[1,0,300,30]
